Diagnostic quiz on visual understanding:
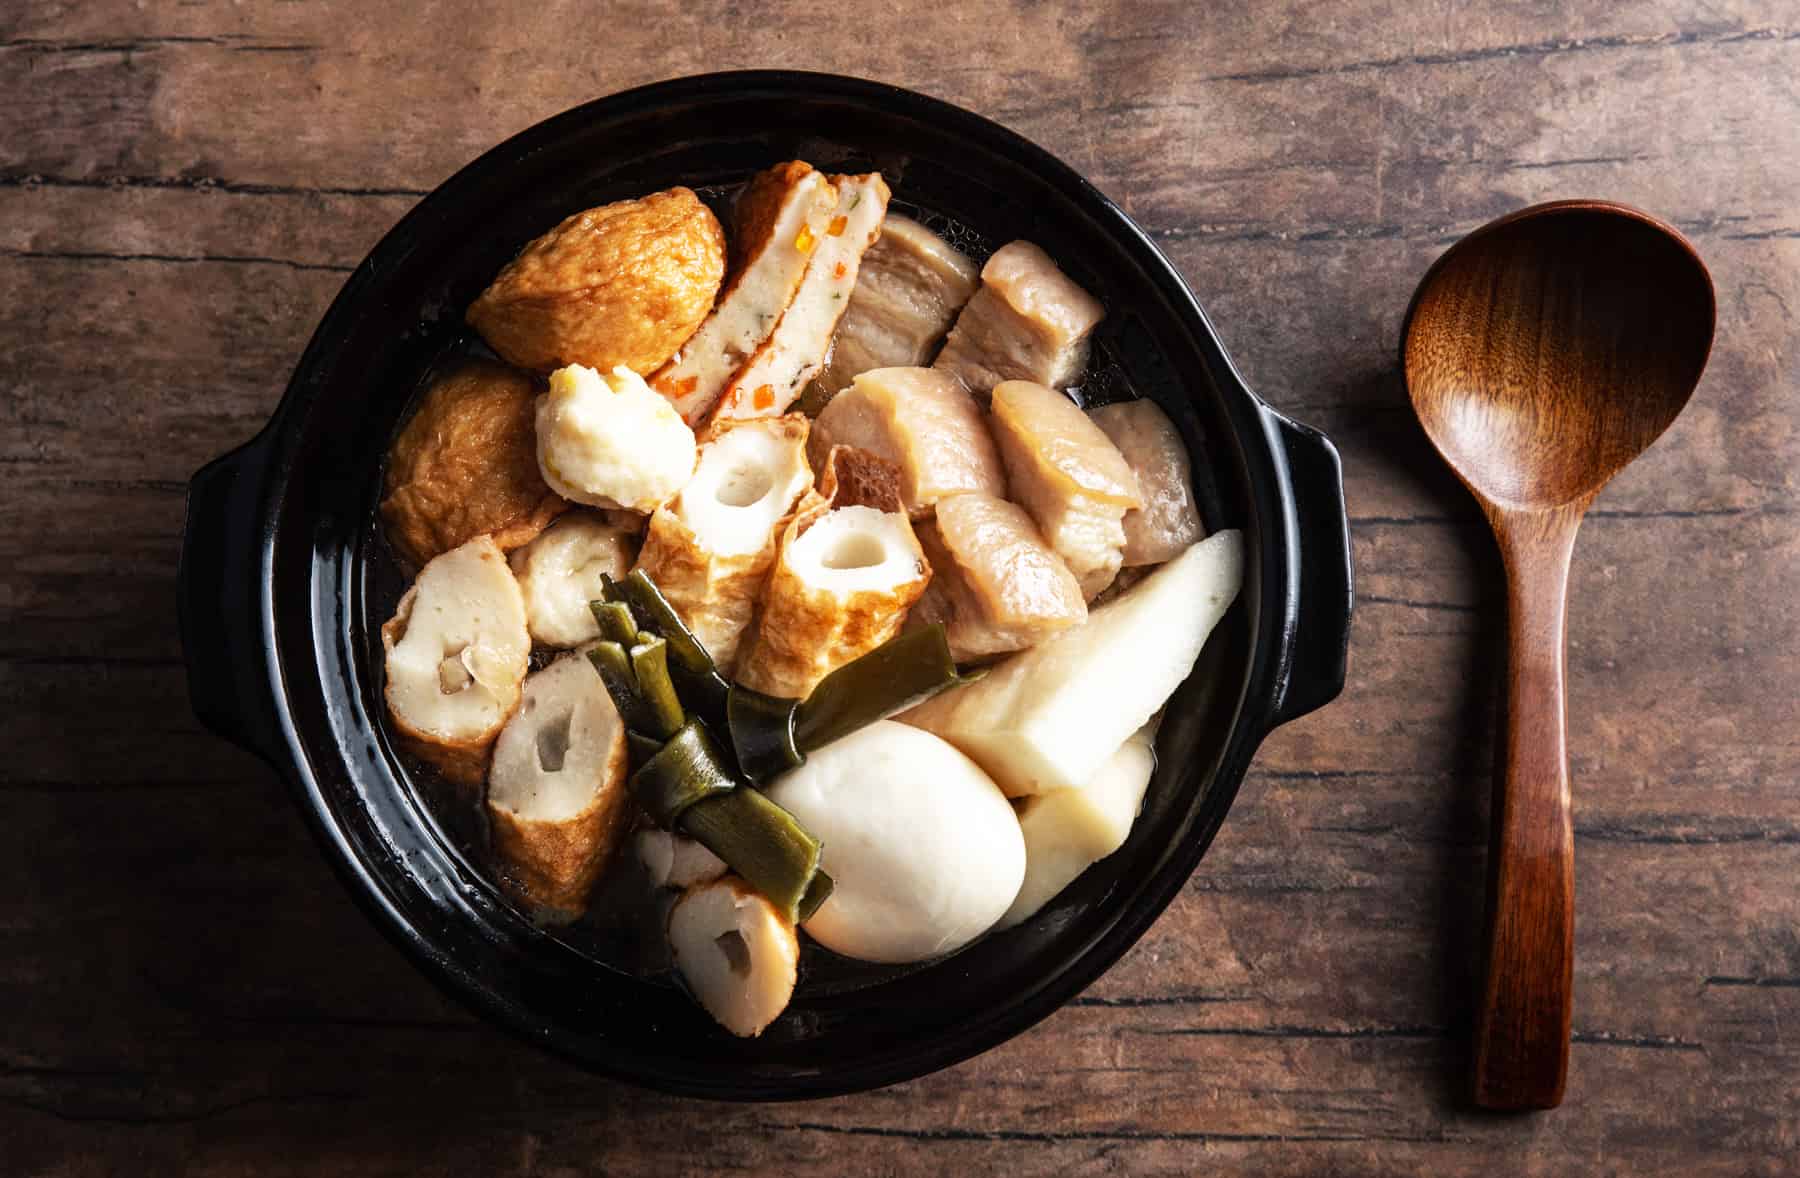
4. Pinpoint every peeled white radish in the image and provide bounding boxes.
[996,726,1156,930]
[765,721,1024,963]
[668,876,799,1038]
[902,529,1243,796]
